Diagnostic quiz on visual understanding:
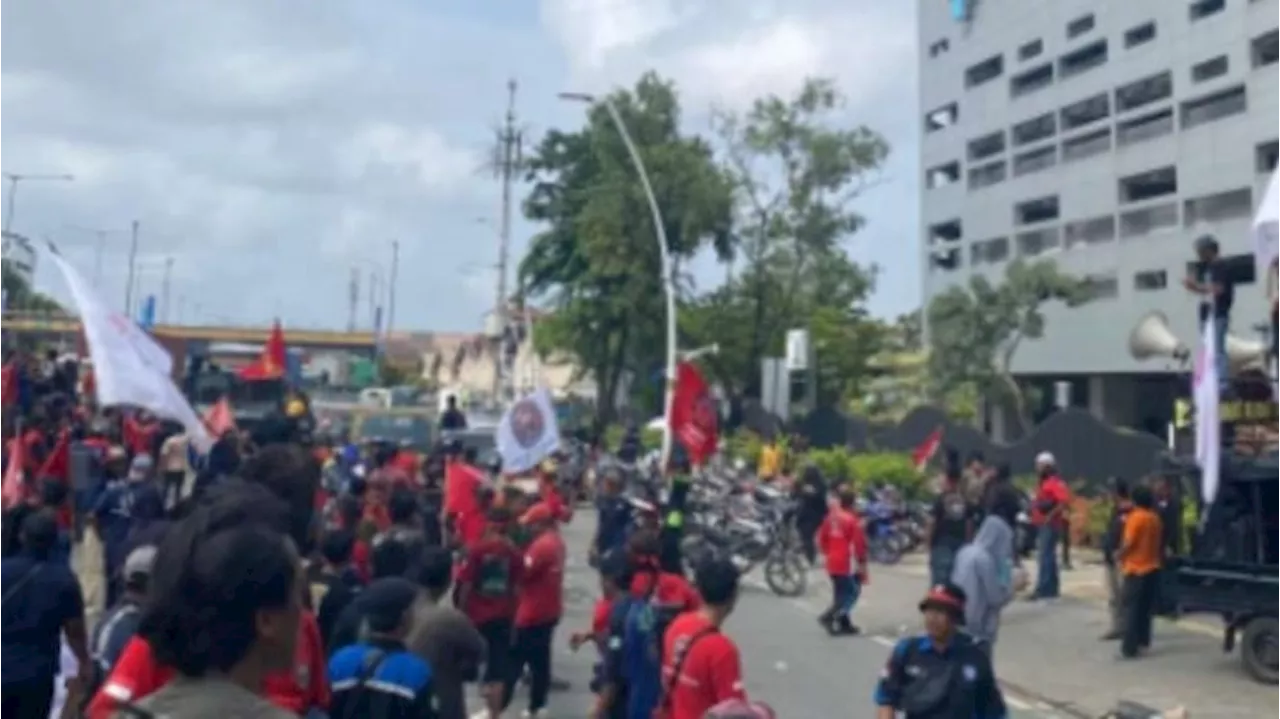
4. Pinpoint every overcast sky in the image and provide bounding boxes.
[2,0,919,332]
